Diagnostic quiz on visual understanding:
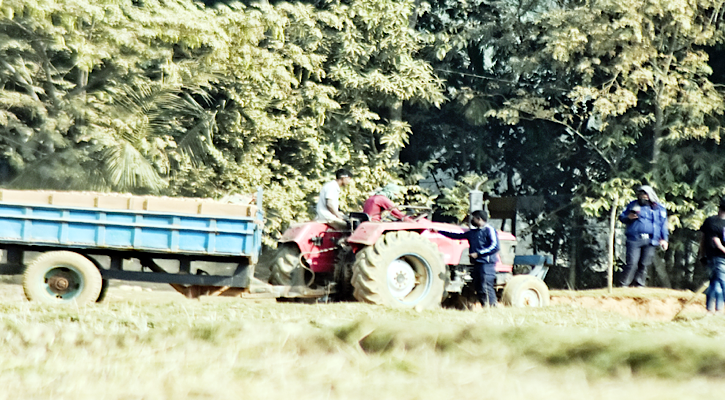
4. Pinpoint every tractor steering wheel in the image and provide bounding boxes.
[379,209,401,222]
[380,209,428,222]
